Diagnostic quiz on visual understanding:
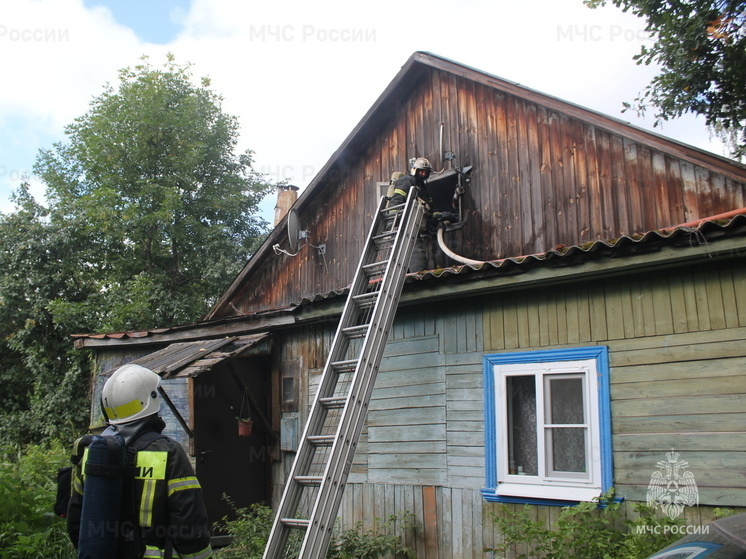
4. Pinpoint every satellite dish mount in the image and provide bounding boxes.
[273,208,326,261]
